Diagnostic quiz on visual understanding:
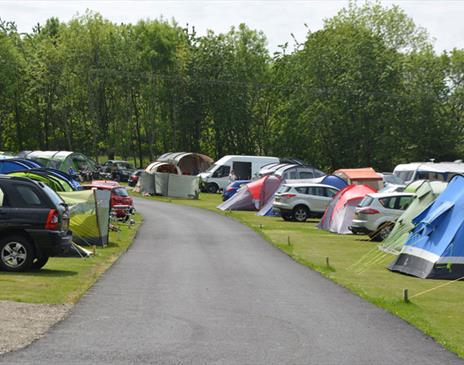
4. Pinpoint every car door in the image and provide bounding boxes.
[0,183,12,229]
[307,186,327,212]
